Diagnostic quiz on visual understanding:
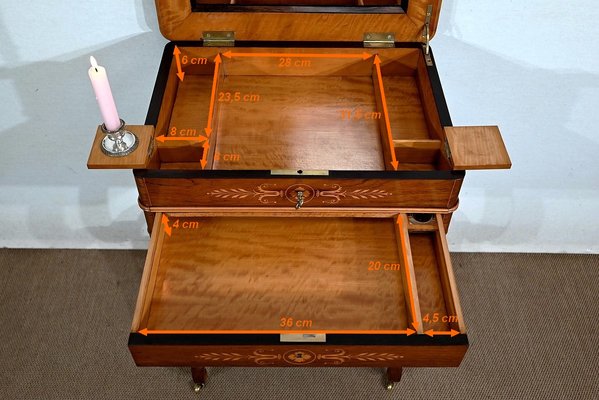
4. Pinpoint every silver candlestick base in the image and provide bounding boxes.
[100,119,139,157]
